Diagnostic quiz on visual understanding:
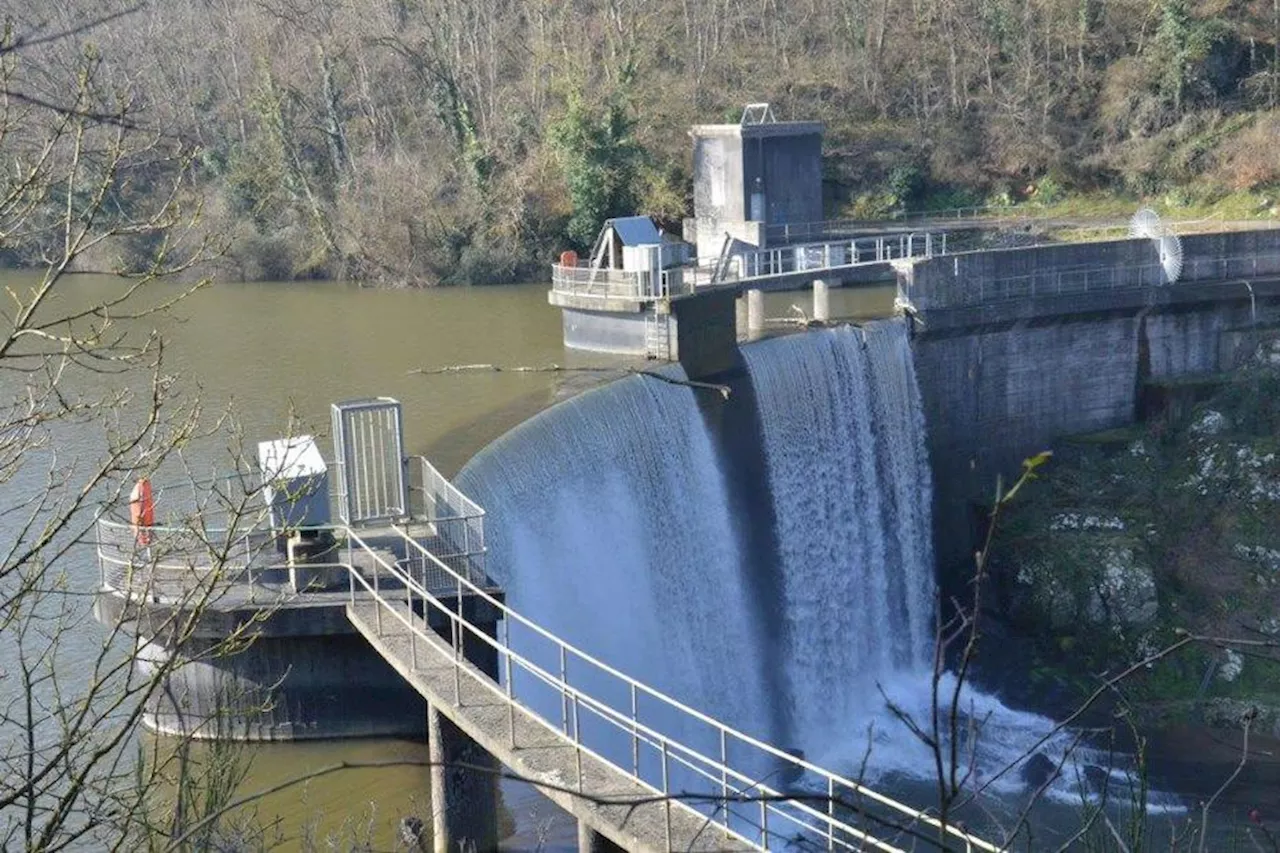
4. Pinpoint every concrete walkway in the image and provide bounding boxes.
[346,599,759,853]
